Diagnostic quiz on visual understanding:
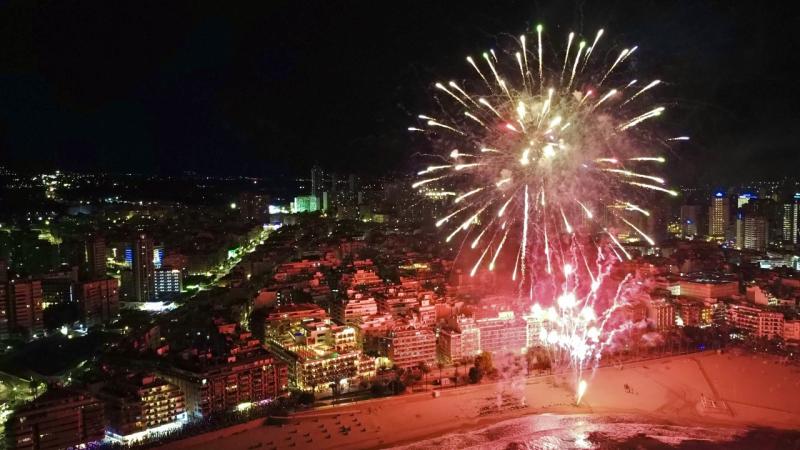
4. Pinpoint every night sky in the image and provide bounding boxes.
[0,1,798,184]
